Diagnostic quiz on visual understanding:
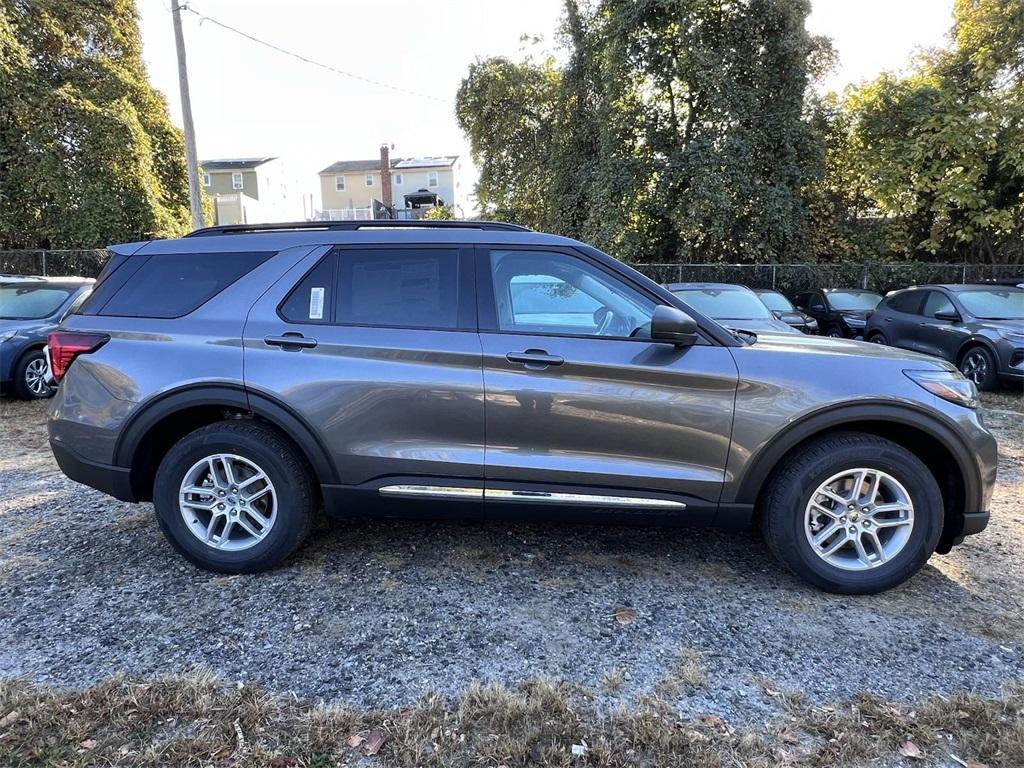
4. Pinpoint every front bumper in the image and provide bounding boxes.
[50,439,137,502]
